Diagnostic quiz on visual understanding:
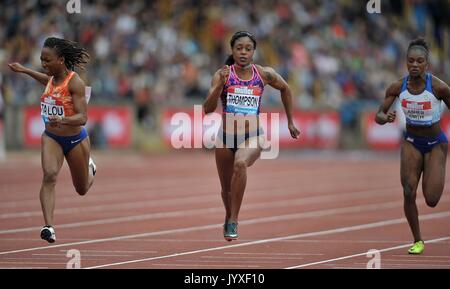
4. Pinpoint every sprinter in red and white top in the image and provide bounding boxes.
[8,37,96,243]
[376,38,450,254]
